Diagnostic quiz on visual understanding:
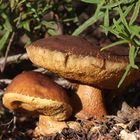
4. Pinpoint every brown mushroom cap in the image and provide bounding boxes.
[2,71,72,121]
[26,35,140,89]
